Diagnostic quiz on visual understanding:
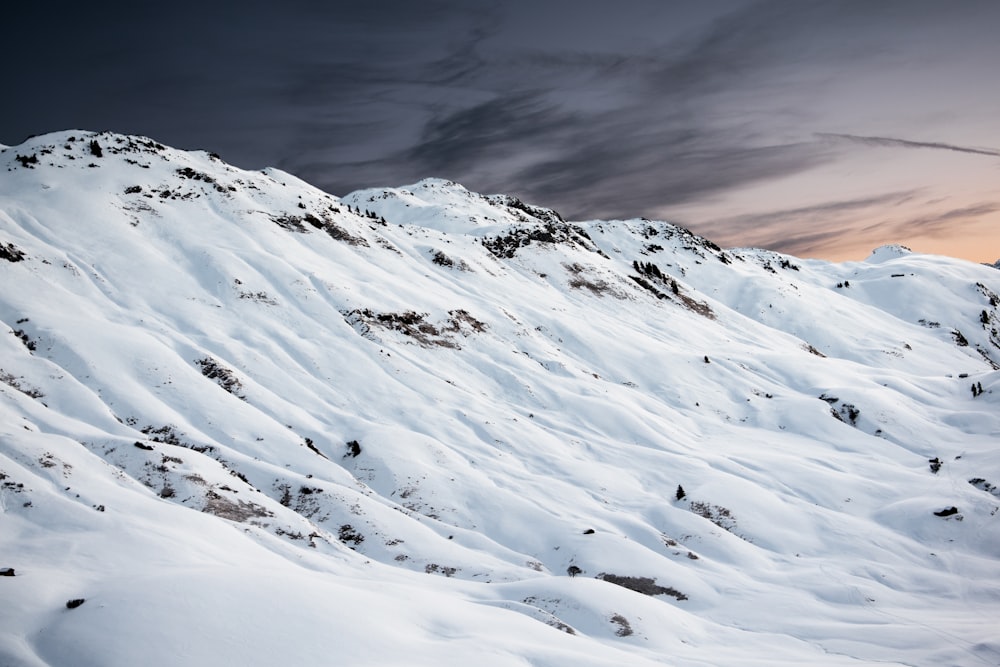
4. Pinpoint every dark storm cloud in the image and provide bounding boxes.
[4,0,497,168]
[407,93,567,170]
[394,84,827,219]
[818,134,1000,158]
[0,1,911,205]
[367,0,995,220]
[514,136,824,220]
[380,0,842,218]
